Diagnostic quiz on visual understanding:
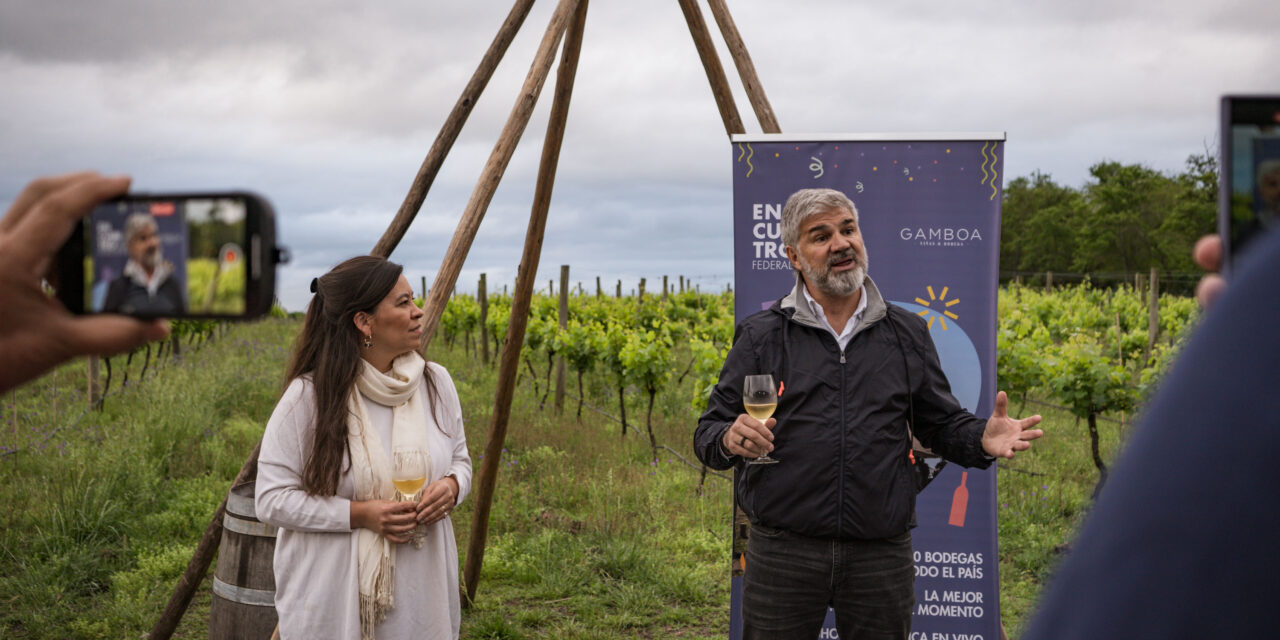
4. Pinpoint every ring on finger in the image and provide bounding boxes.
[739,435,748,448]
